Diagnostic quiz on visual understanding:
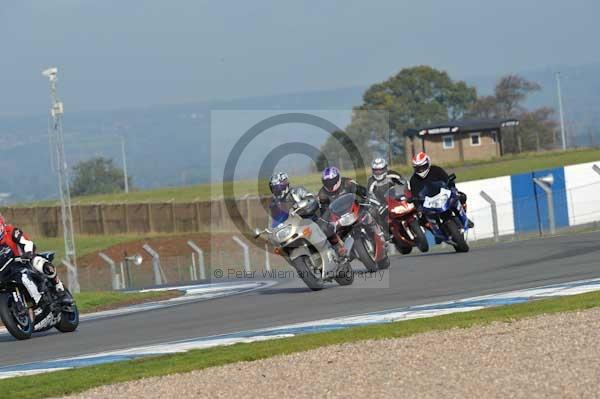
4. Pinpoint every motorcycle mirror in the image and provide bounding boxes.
[448,173,457,181]
[253,228,262,239]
